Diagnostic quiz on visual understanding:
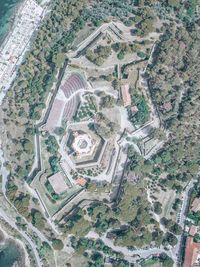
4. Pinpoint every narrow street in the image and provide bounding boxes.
[87,230,173,262]
[0,137,53,266]
[172,179,198,265]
